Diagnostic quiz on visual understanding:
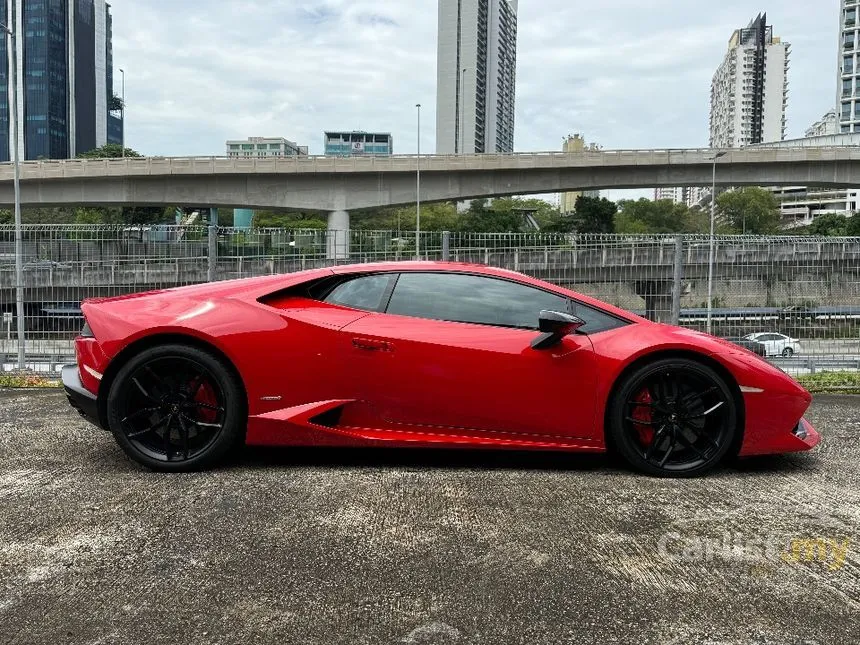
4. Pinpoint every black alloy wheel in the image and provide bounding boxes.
[106,344,245,471]
[608,358,738,477]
